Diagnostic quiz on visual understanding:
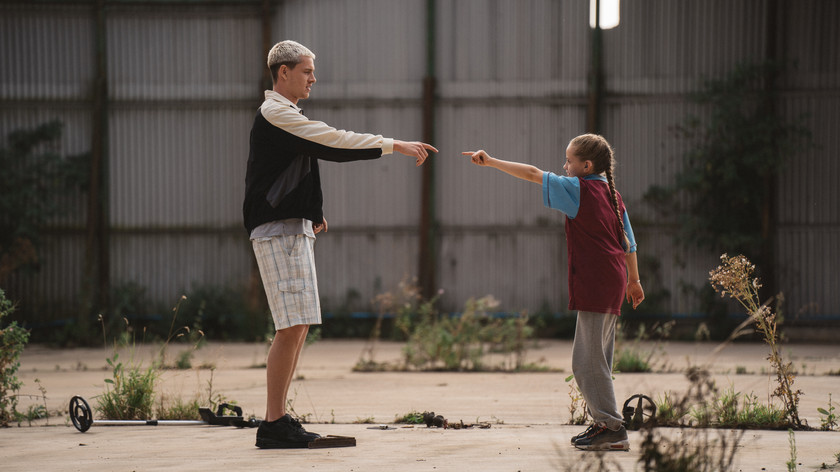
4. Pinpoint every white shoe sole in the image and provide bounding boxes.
[575,439,630,451]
